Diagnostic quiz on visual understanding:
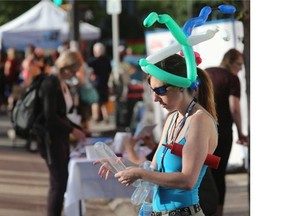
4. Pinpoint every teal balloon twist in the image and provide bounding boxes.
[140,12,197,87]
[53,0,63,6]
